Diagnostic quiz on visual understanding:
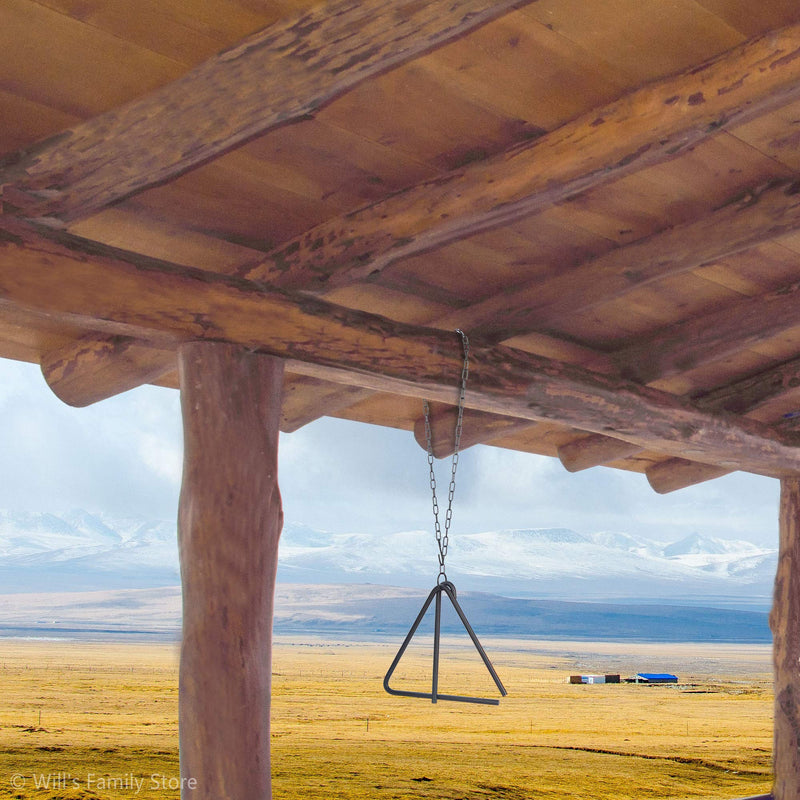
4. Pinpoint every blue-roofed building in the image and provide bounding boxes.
[629,673,678,684]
